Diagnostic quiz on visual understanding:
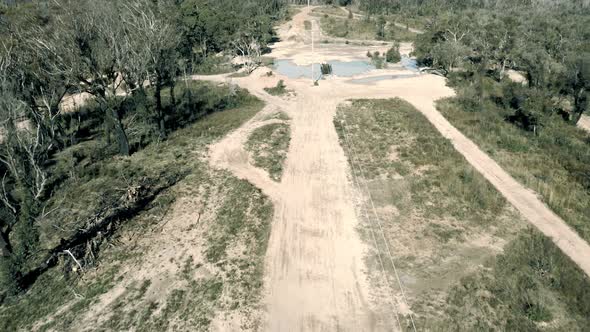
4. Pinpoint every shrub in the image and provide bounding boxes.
[264,80,288,96]
[386,43,401,63]
[370,52,386,69]
[320,63,333,76]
